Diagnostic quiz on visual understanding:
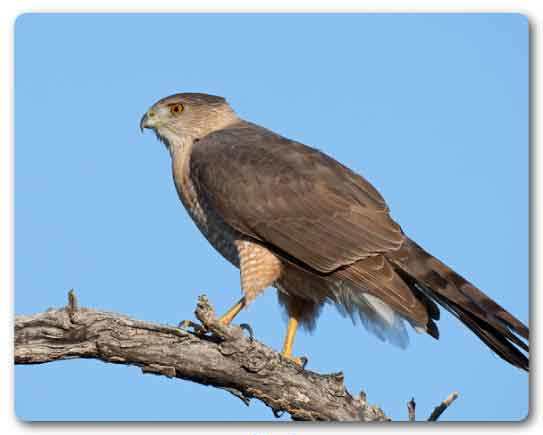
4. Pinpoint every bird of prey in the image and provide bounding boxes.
[140,93,529,371]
